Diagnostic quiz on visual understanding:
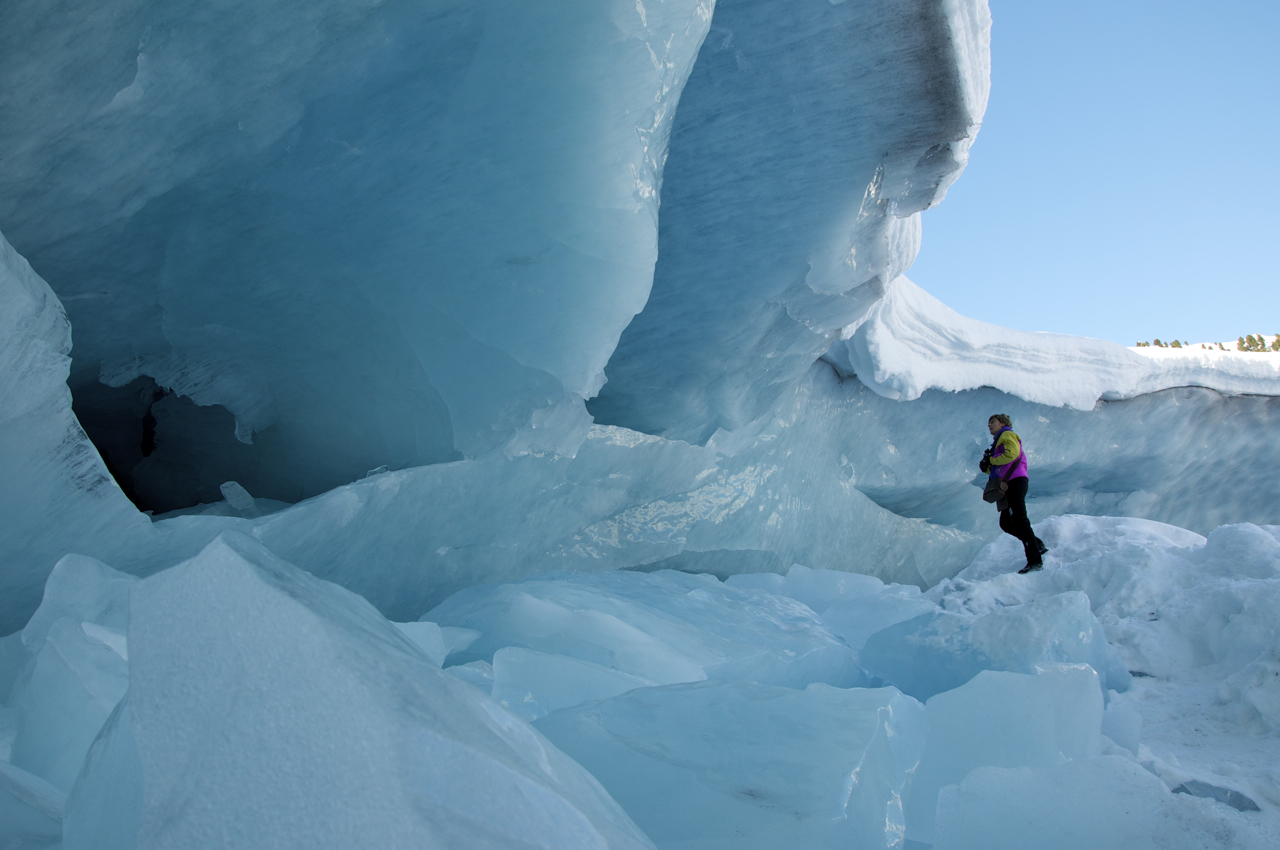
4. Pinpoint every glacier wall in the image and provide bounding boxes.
[1,358,1258,636]
[3,203,1279,636]
[4,2,1280,845]
[589,0,991,442]
[0,231,152,629]
[0,0,713,509]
